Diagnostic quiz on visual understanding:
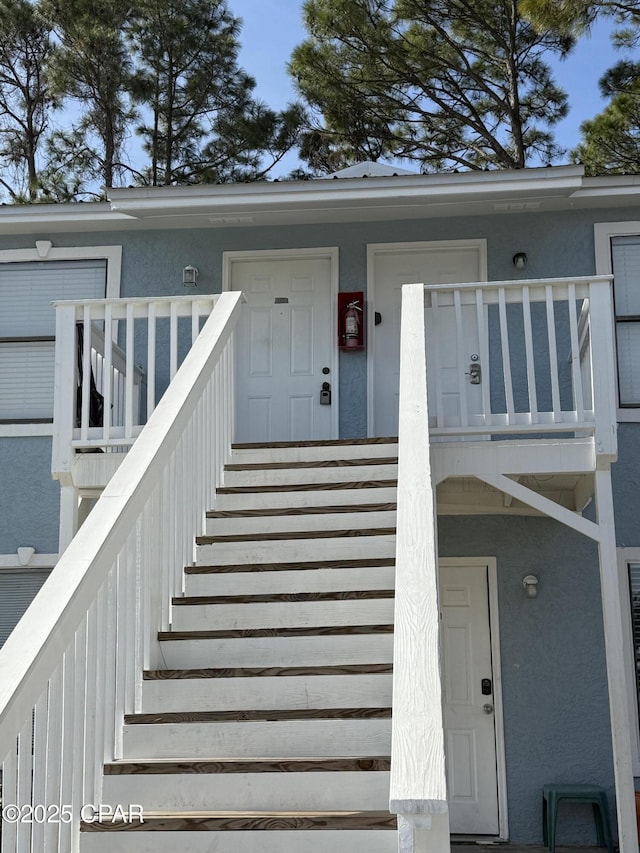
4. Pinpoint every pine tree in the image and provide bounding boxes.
[290,0,572,172]
[0,0,54,201]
